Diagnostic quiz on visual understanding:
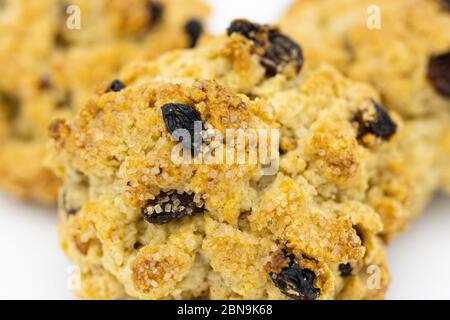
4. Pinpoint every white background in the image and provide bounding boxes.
[0,0,449,300]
